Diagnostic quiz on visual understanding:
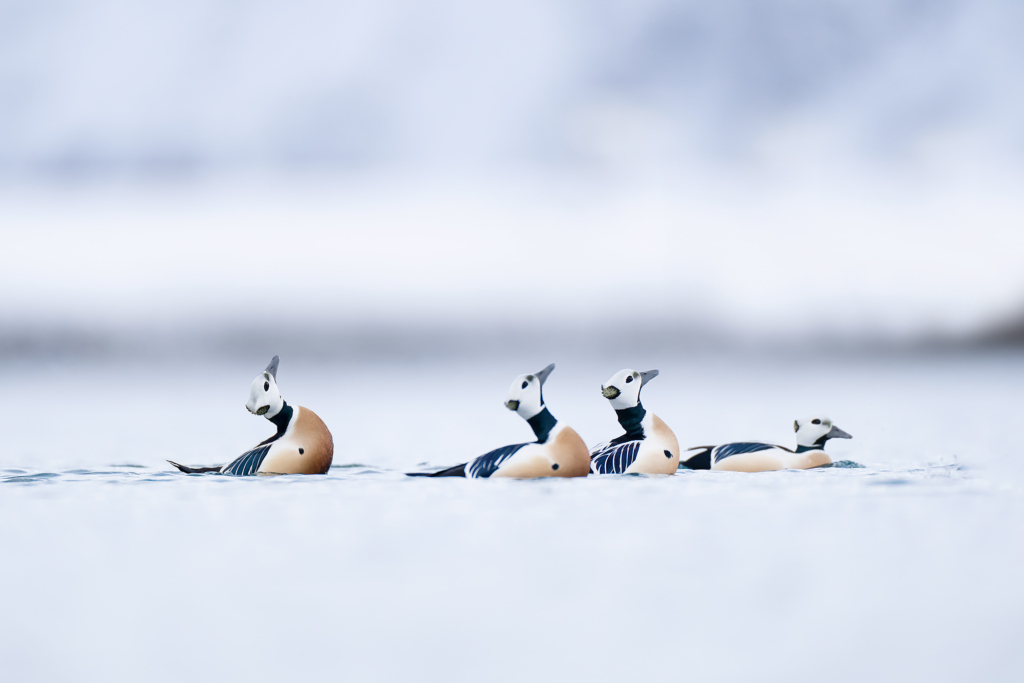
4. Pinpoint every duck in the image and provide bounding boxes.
[680,416,852,472]
[589,369,680,474]
[408,363,590,478]
[169,355,334,475]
